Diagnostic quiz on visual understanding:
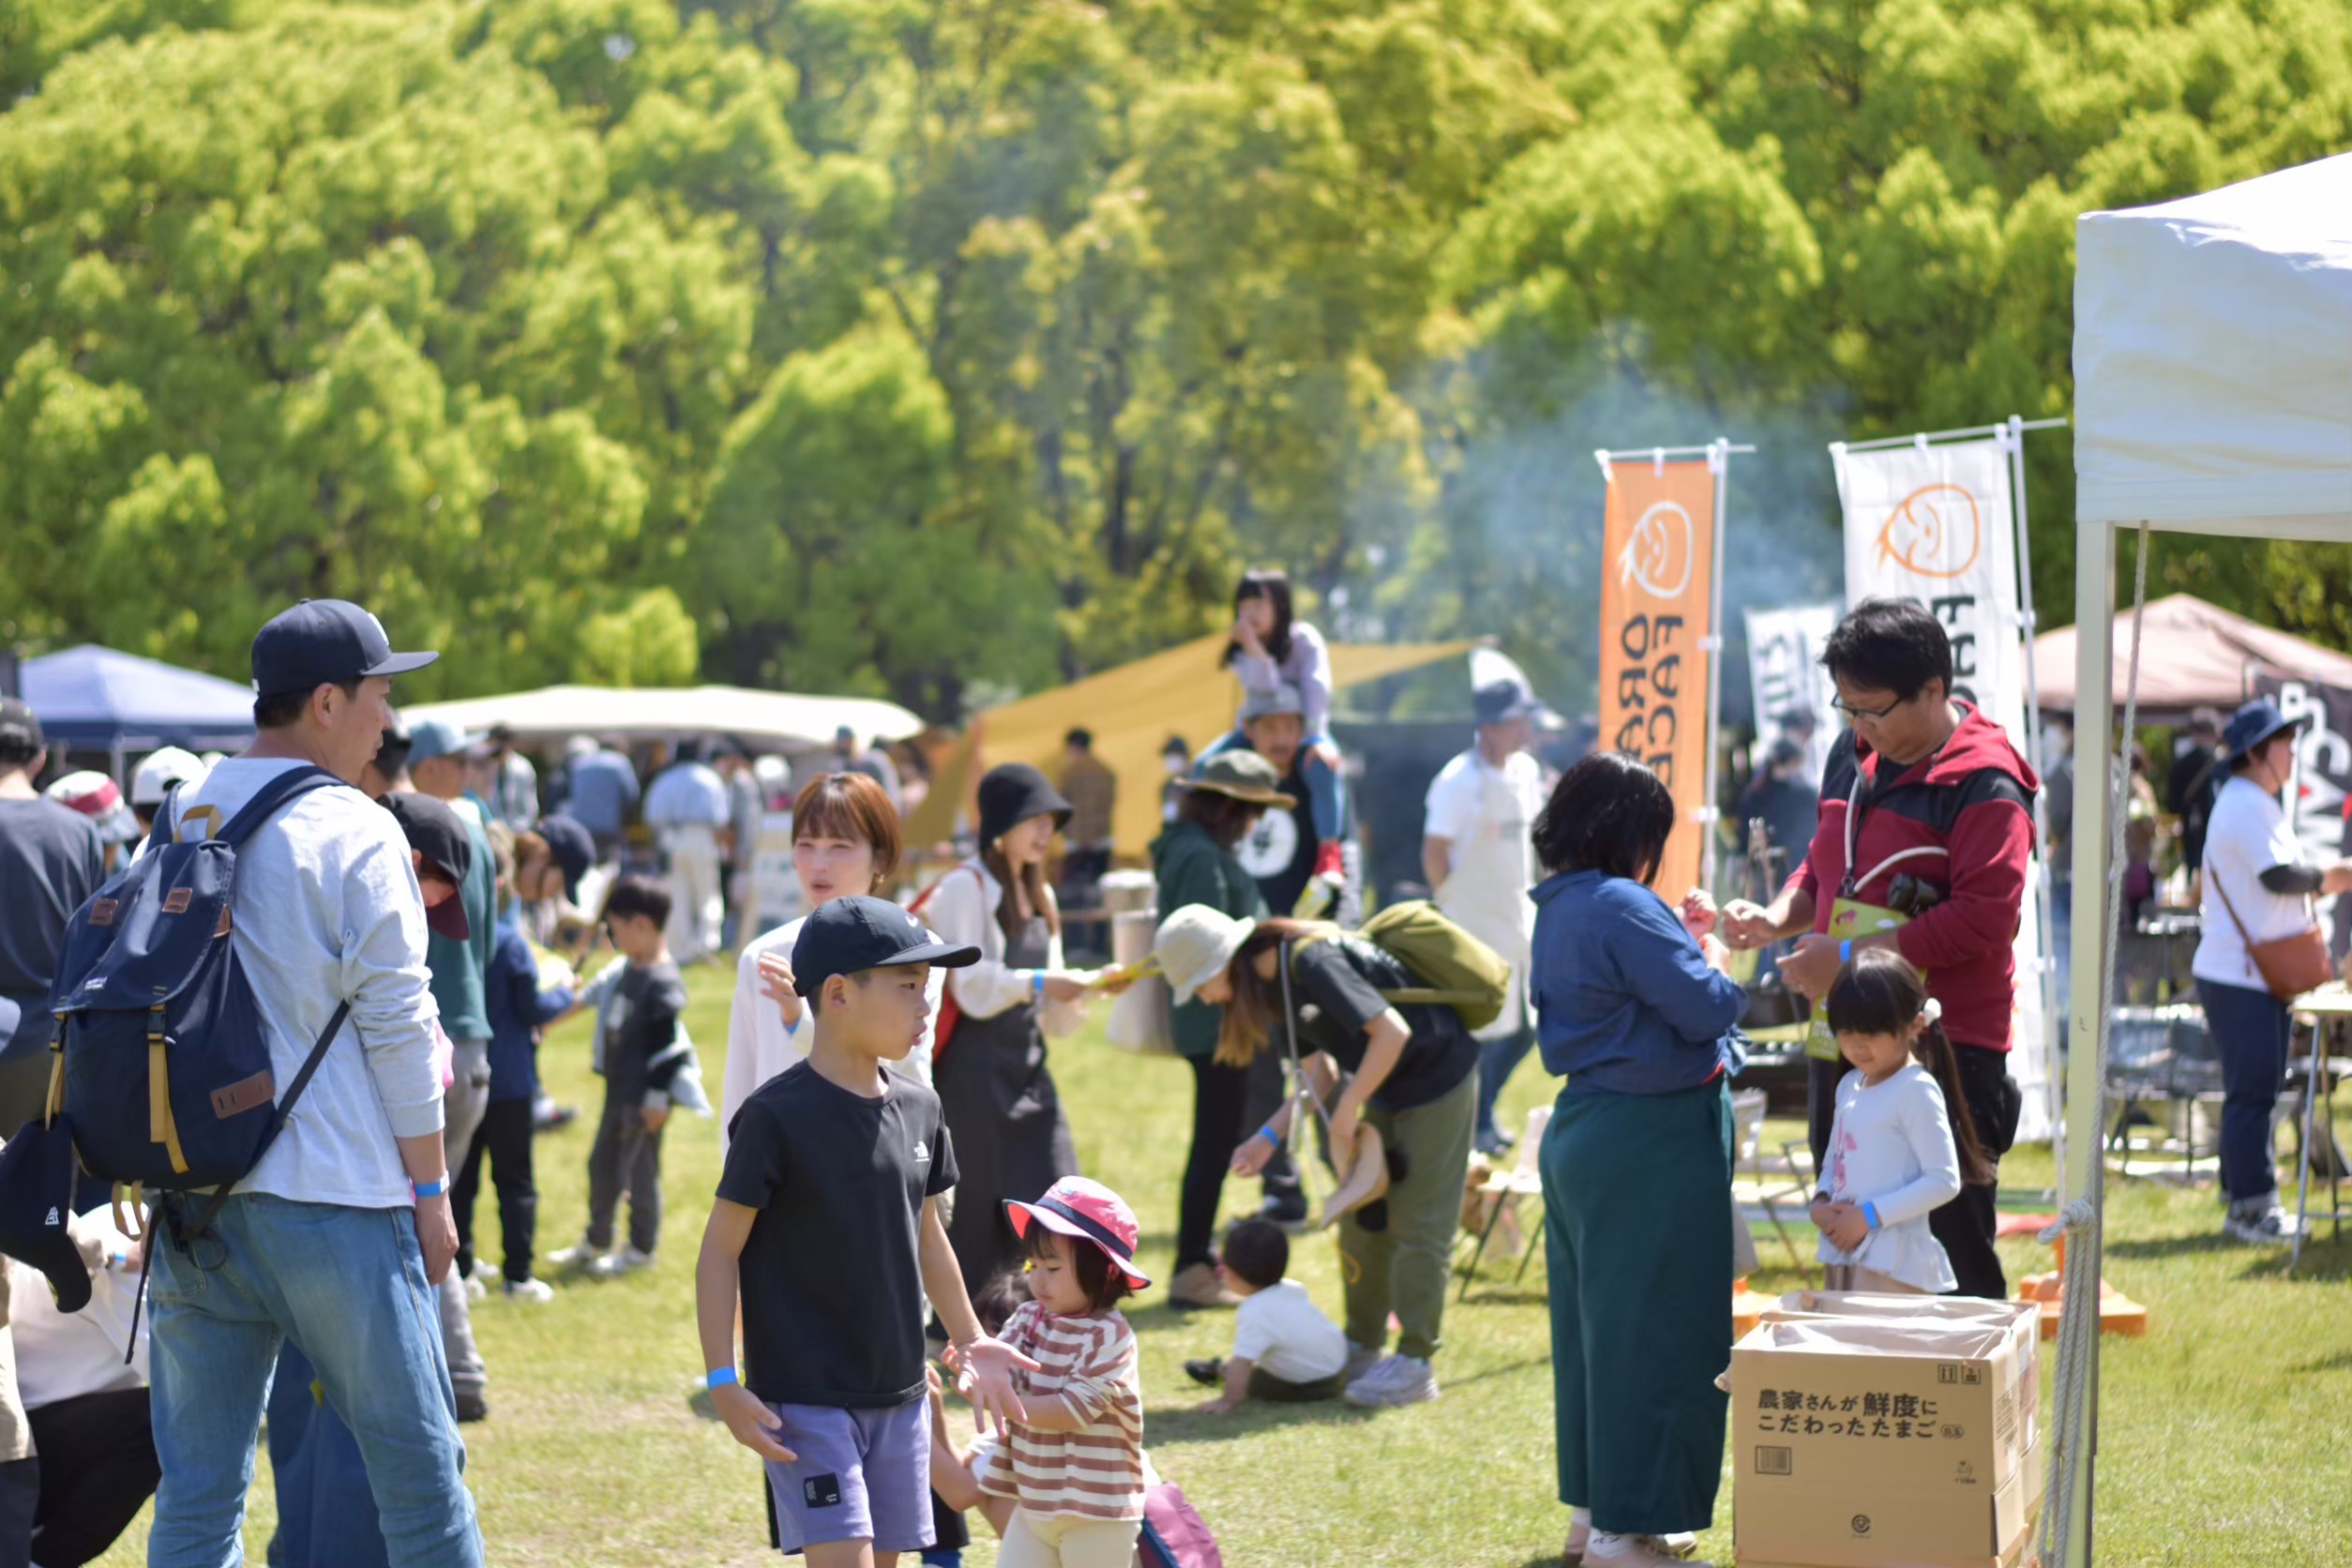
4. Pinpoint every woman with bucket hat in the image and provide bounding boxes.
[2194,698,2352,1244]
[925,763,1105,1296]
[1151,902,1478,1410]
[1152,751,1295,1309]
